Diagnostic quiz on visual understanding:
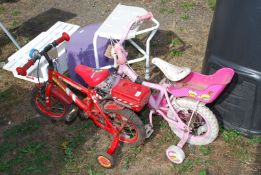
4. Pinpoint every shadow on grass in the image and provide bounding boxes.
[0,0,20,3]
[127,29,191,82]
[0,8,76,59]
[0,85,101,175]
[0,116,99,175]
